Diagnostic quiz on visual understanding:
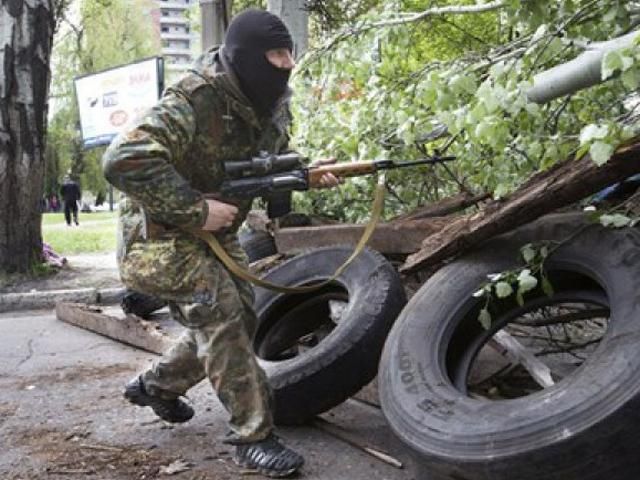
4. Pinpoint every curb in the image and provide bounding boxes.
[0,287,126,313]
